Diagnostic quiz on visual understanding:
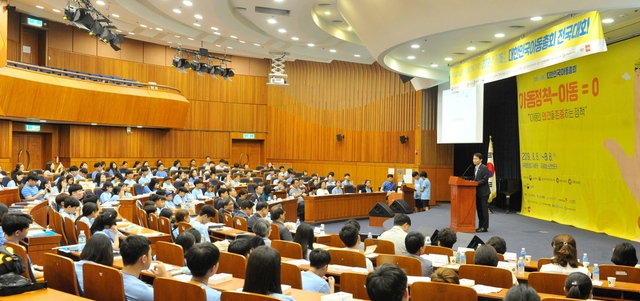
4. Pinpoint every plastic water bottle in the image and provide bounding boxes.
[517,257,525,275]
[593,263,600,281]
[295,218,300,229]
[320,224,325,234]
[78,230,86,244]
[367,232,373,239]
[520,247,526,259]
[266,212,271,220]
[460,252,466,265]
[425,236,431,245]
[582,253,589,267]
